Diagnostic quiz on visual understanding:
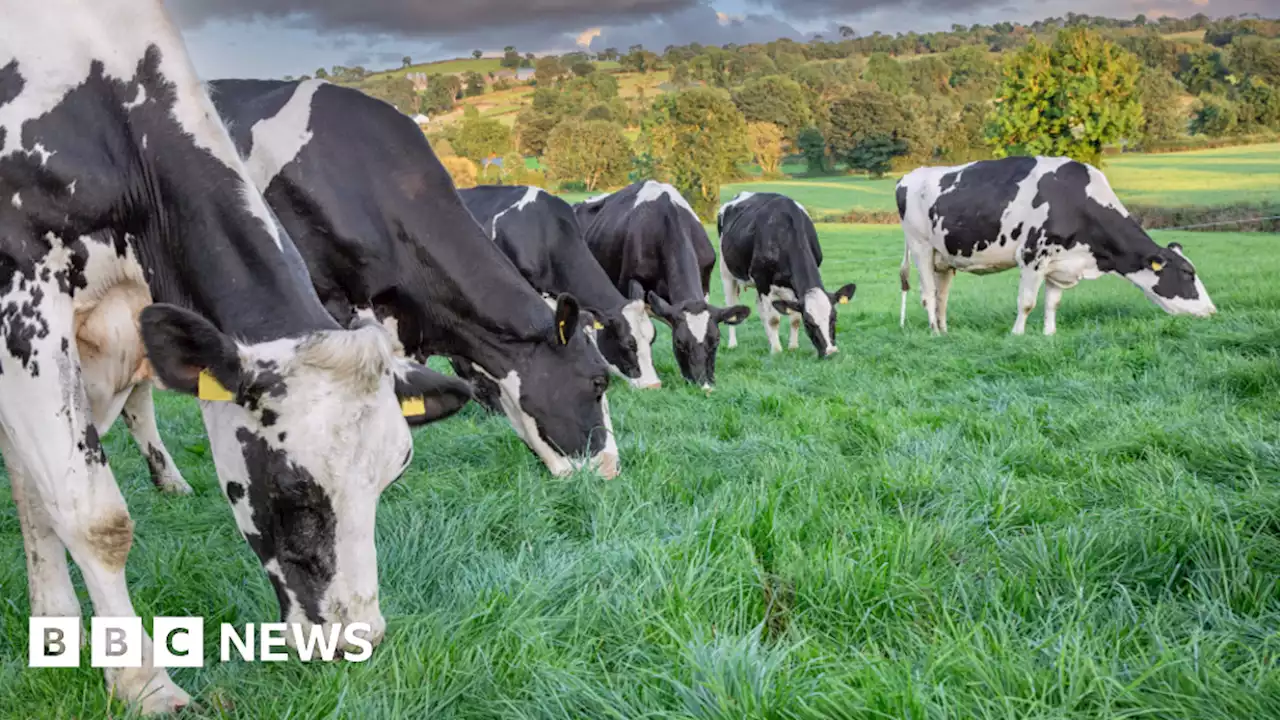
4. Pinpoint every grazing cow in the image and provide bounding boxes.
[897,156,1217,335]
[1,1,468,712]
[718,192,857,357]
[459,185,661,390]
[574,182,751,389]
[207,79,619,478]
